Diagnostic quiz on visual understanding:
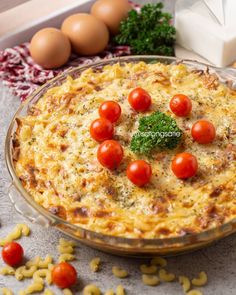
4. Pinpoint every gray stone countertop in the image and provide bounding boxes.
[1,0,236,294]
